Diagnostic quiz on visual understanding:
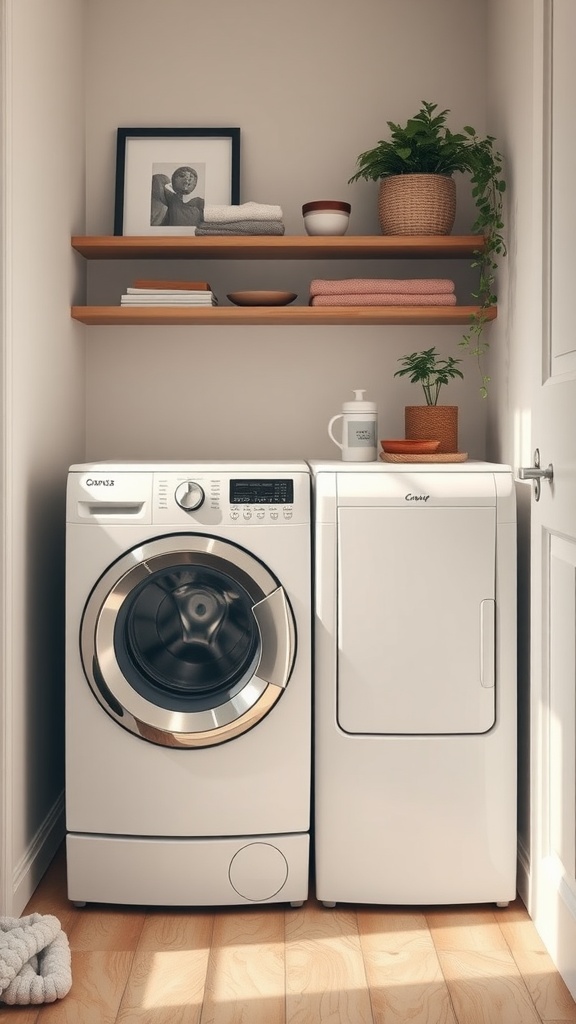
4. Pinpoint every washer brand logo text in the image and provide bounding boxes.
[86,478,115,487]
[405,492,430,502]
